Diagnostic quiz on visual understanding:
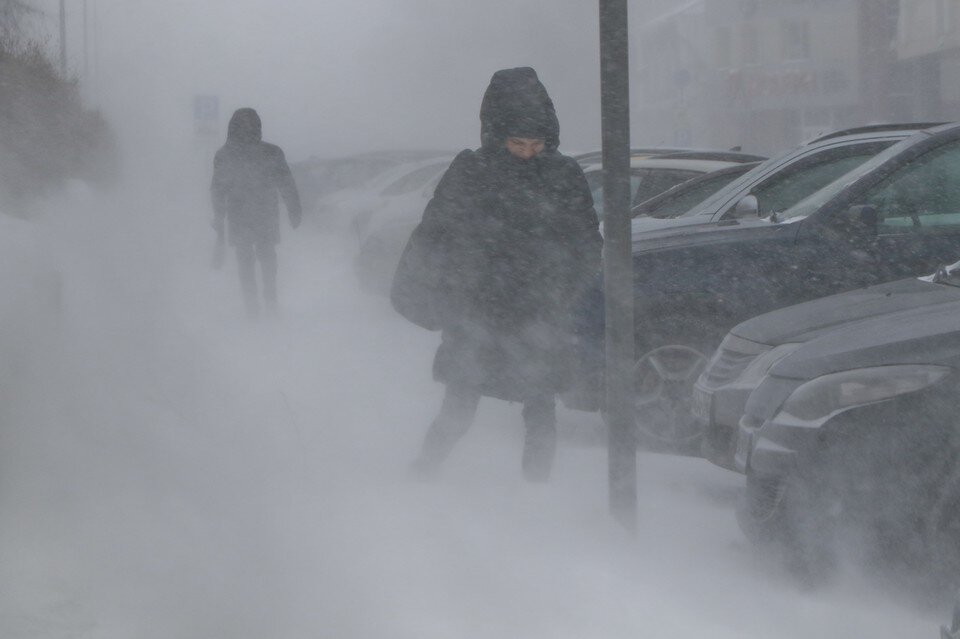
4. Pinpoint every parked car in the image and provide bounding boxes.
[347,157,454,293]
[292,150,453,230]
[733,264,960,572]
[568,125,935,419]
[629,123,944,235]
[582,152,763,220]
[697,269,960,472]
[355,149,758,295]
[577,122,960,455]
